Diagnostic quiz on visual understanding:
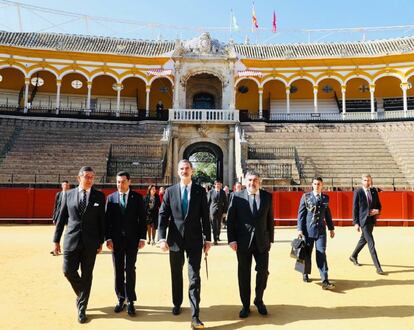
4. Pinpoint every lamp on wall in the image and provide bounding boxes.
[71,80,83,89]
